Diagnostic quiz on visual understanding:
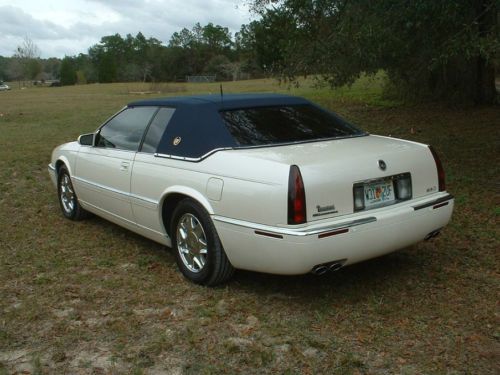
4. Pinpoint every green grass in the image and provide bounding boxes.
[0,78,499,374]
